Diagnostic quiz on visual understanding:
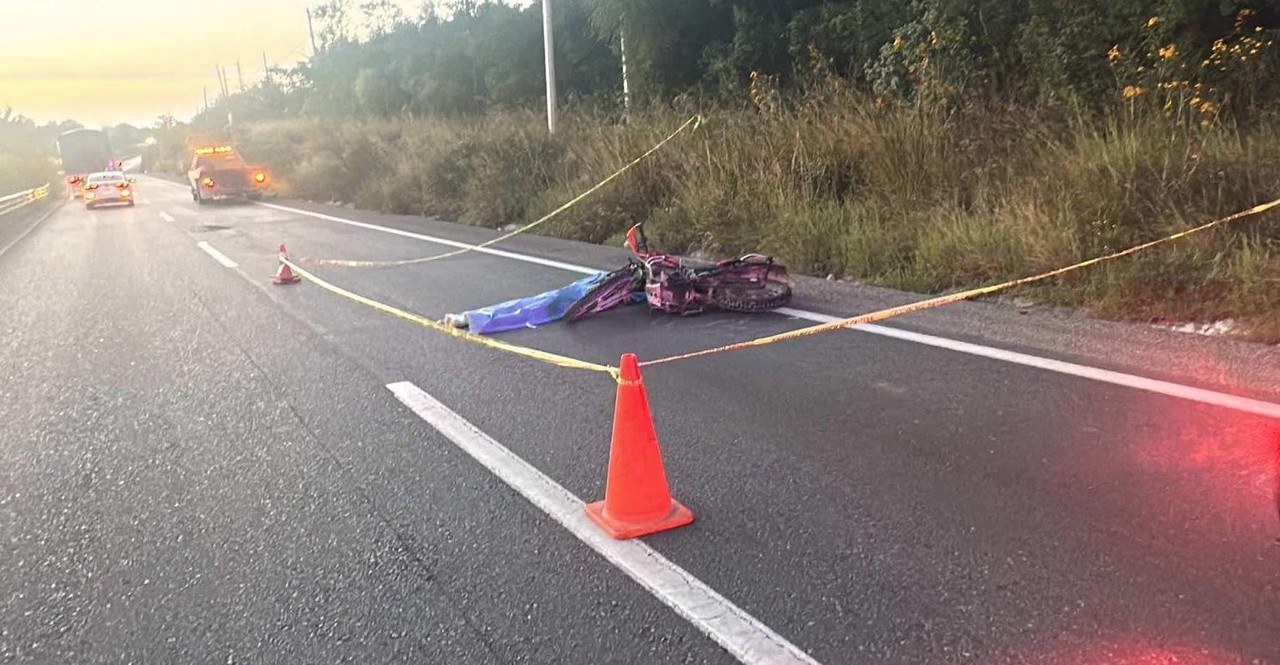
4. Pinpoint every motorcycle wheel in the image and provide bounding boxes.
[709,278,792,312]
